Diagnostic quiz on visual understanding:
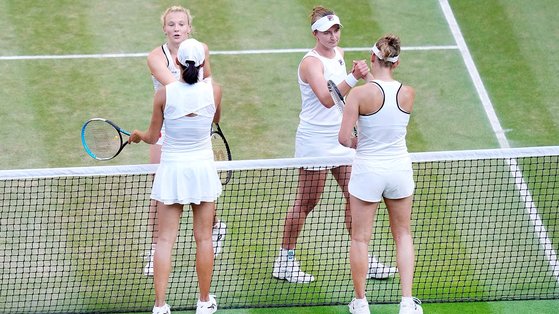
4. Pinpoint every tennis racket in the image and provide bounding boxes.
[81,118,131,161]
[211,123,233,185]
[327,80,357,136]
[327,79,346,114]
